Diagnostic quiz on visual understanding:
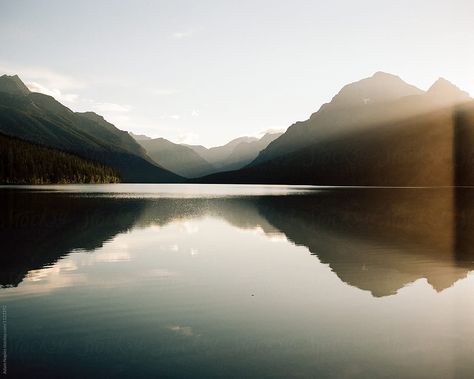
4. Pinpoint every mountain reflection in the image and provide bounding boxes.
[1,186,473,297]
